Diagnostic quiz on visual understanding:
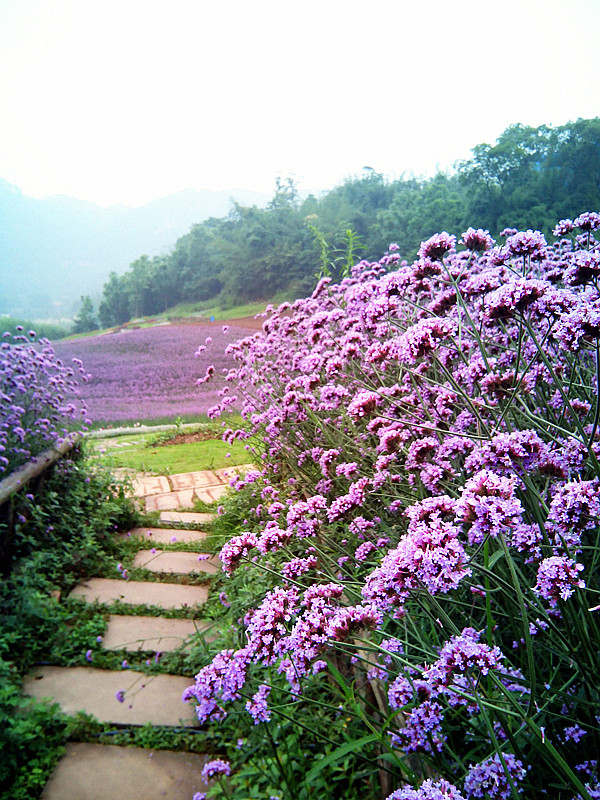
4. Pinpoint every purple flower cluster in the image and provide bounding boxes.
[1,329,89,473]
[464,753,526,799]
[533,556,585,606]
[387,779,465,800]
[183,214,600,793]
[245,683,271,724]
[201,759,231,780]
